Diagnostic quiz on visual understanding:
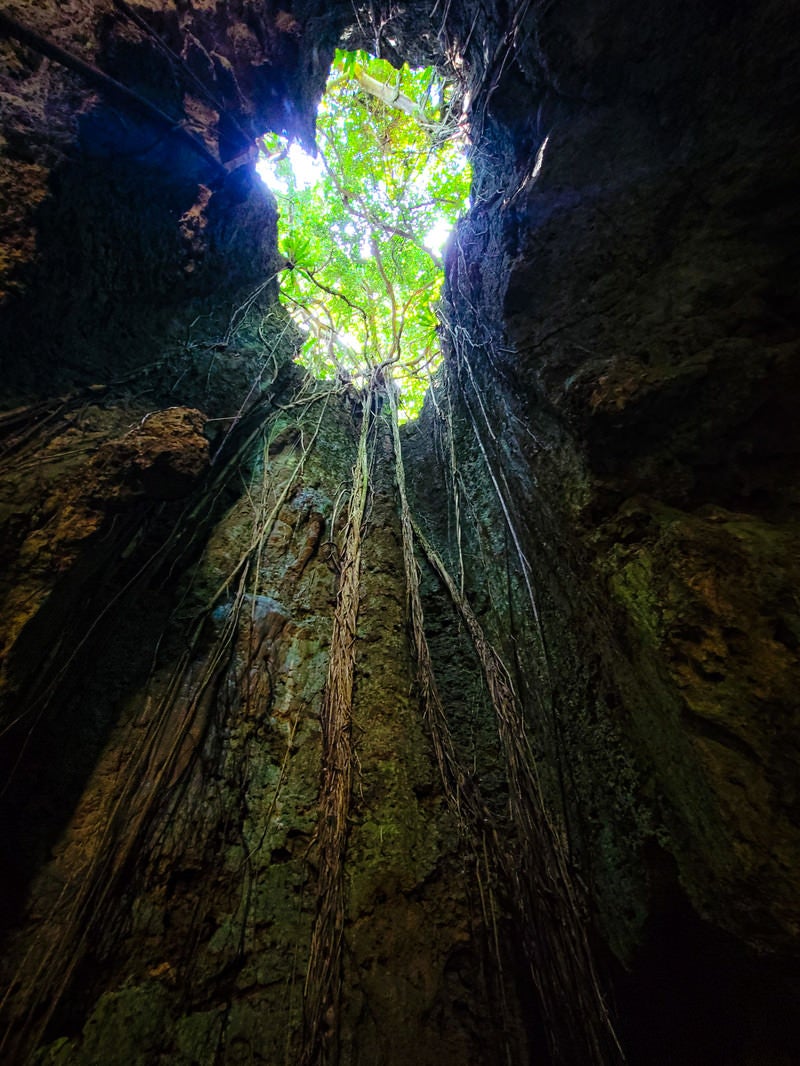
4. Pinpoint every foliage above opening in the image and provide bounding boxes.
[258,49,470,422]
